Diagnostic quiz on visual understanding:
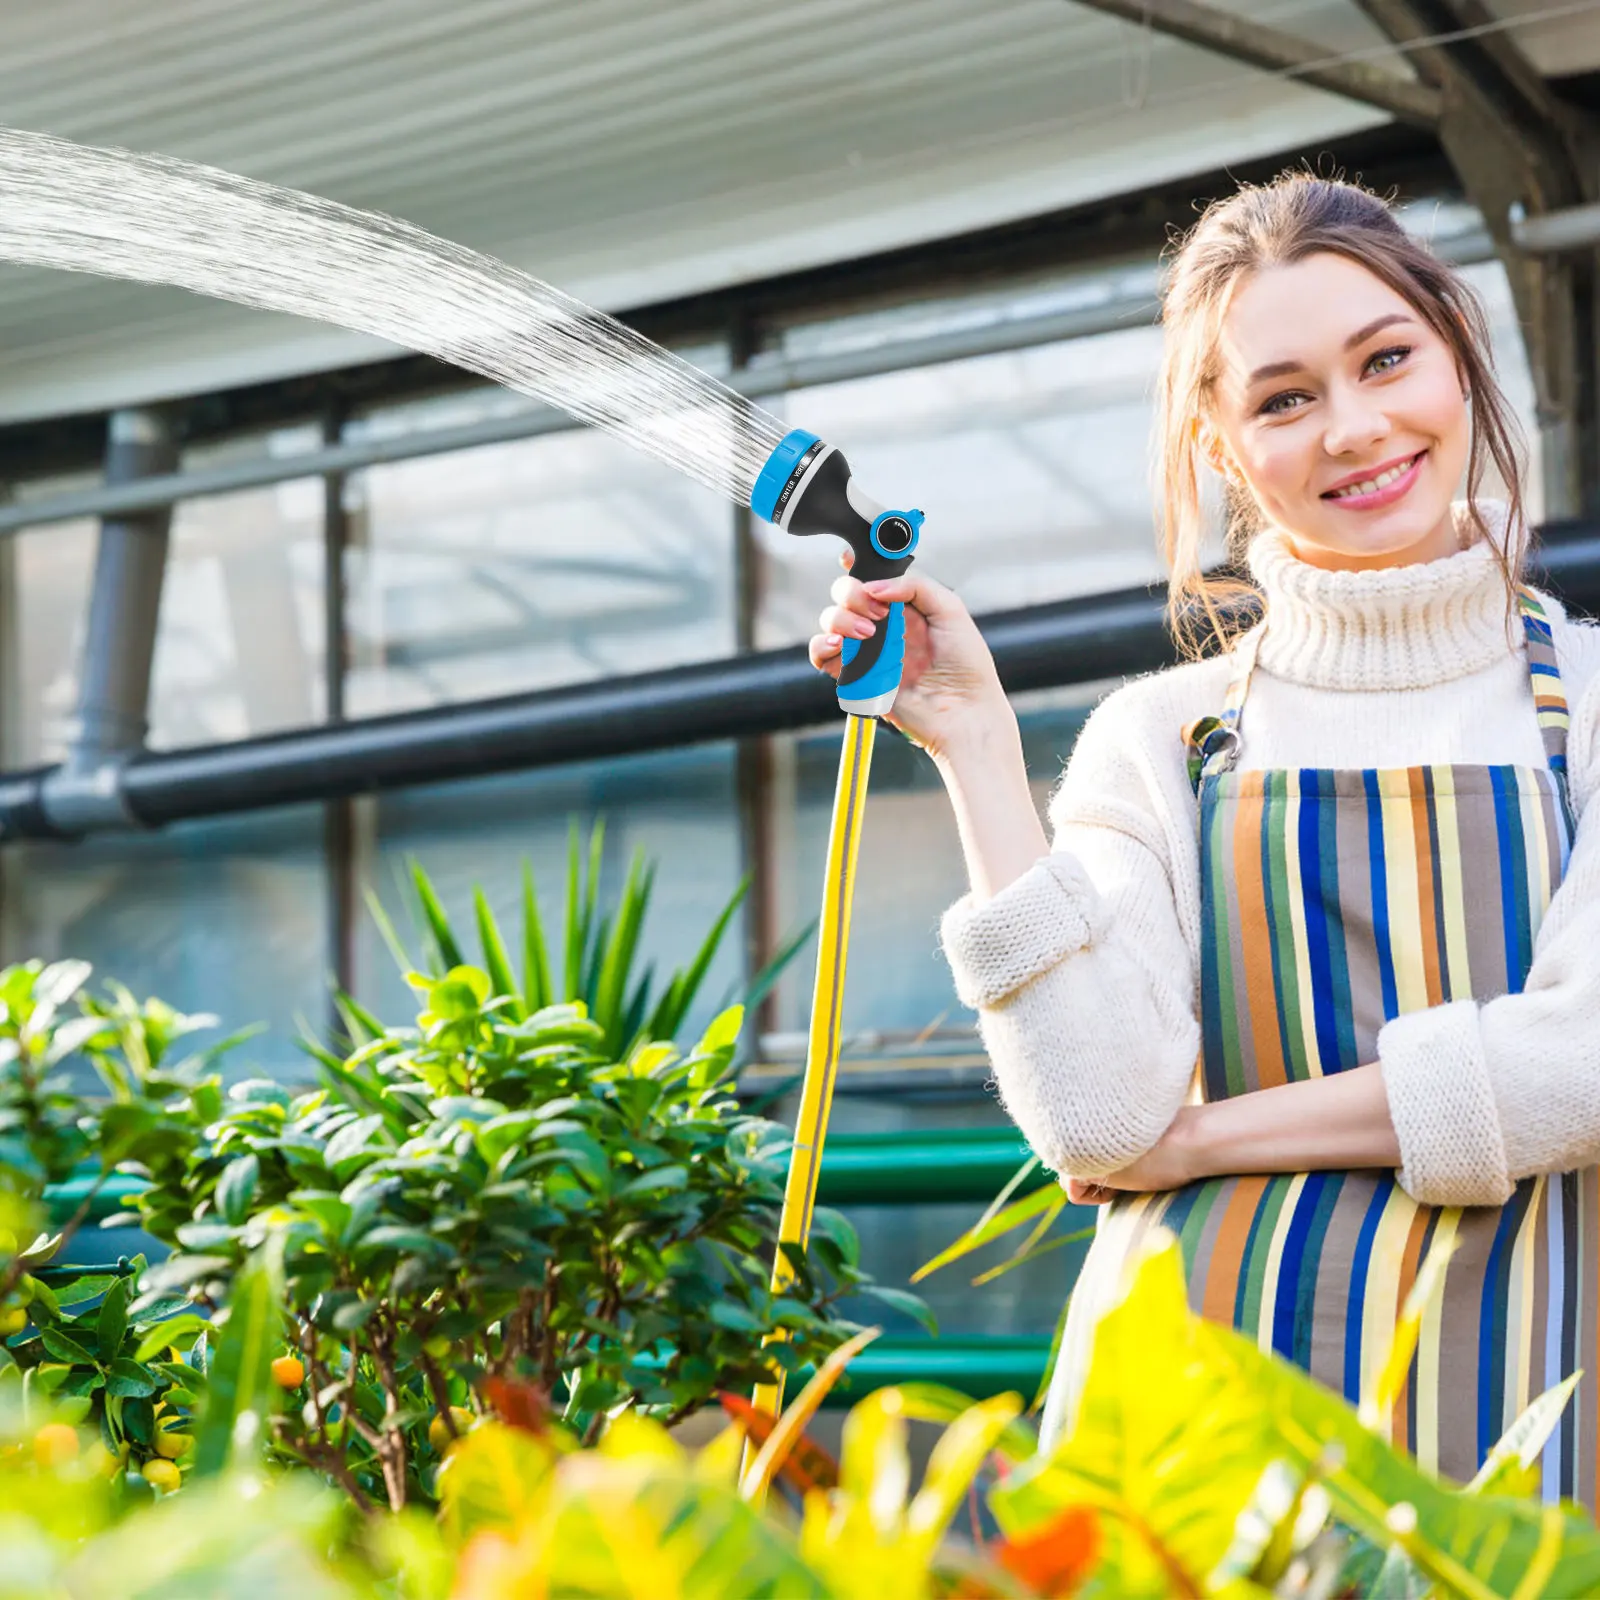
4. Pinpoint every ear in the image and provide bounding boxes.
[1194,417,1240,485]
